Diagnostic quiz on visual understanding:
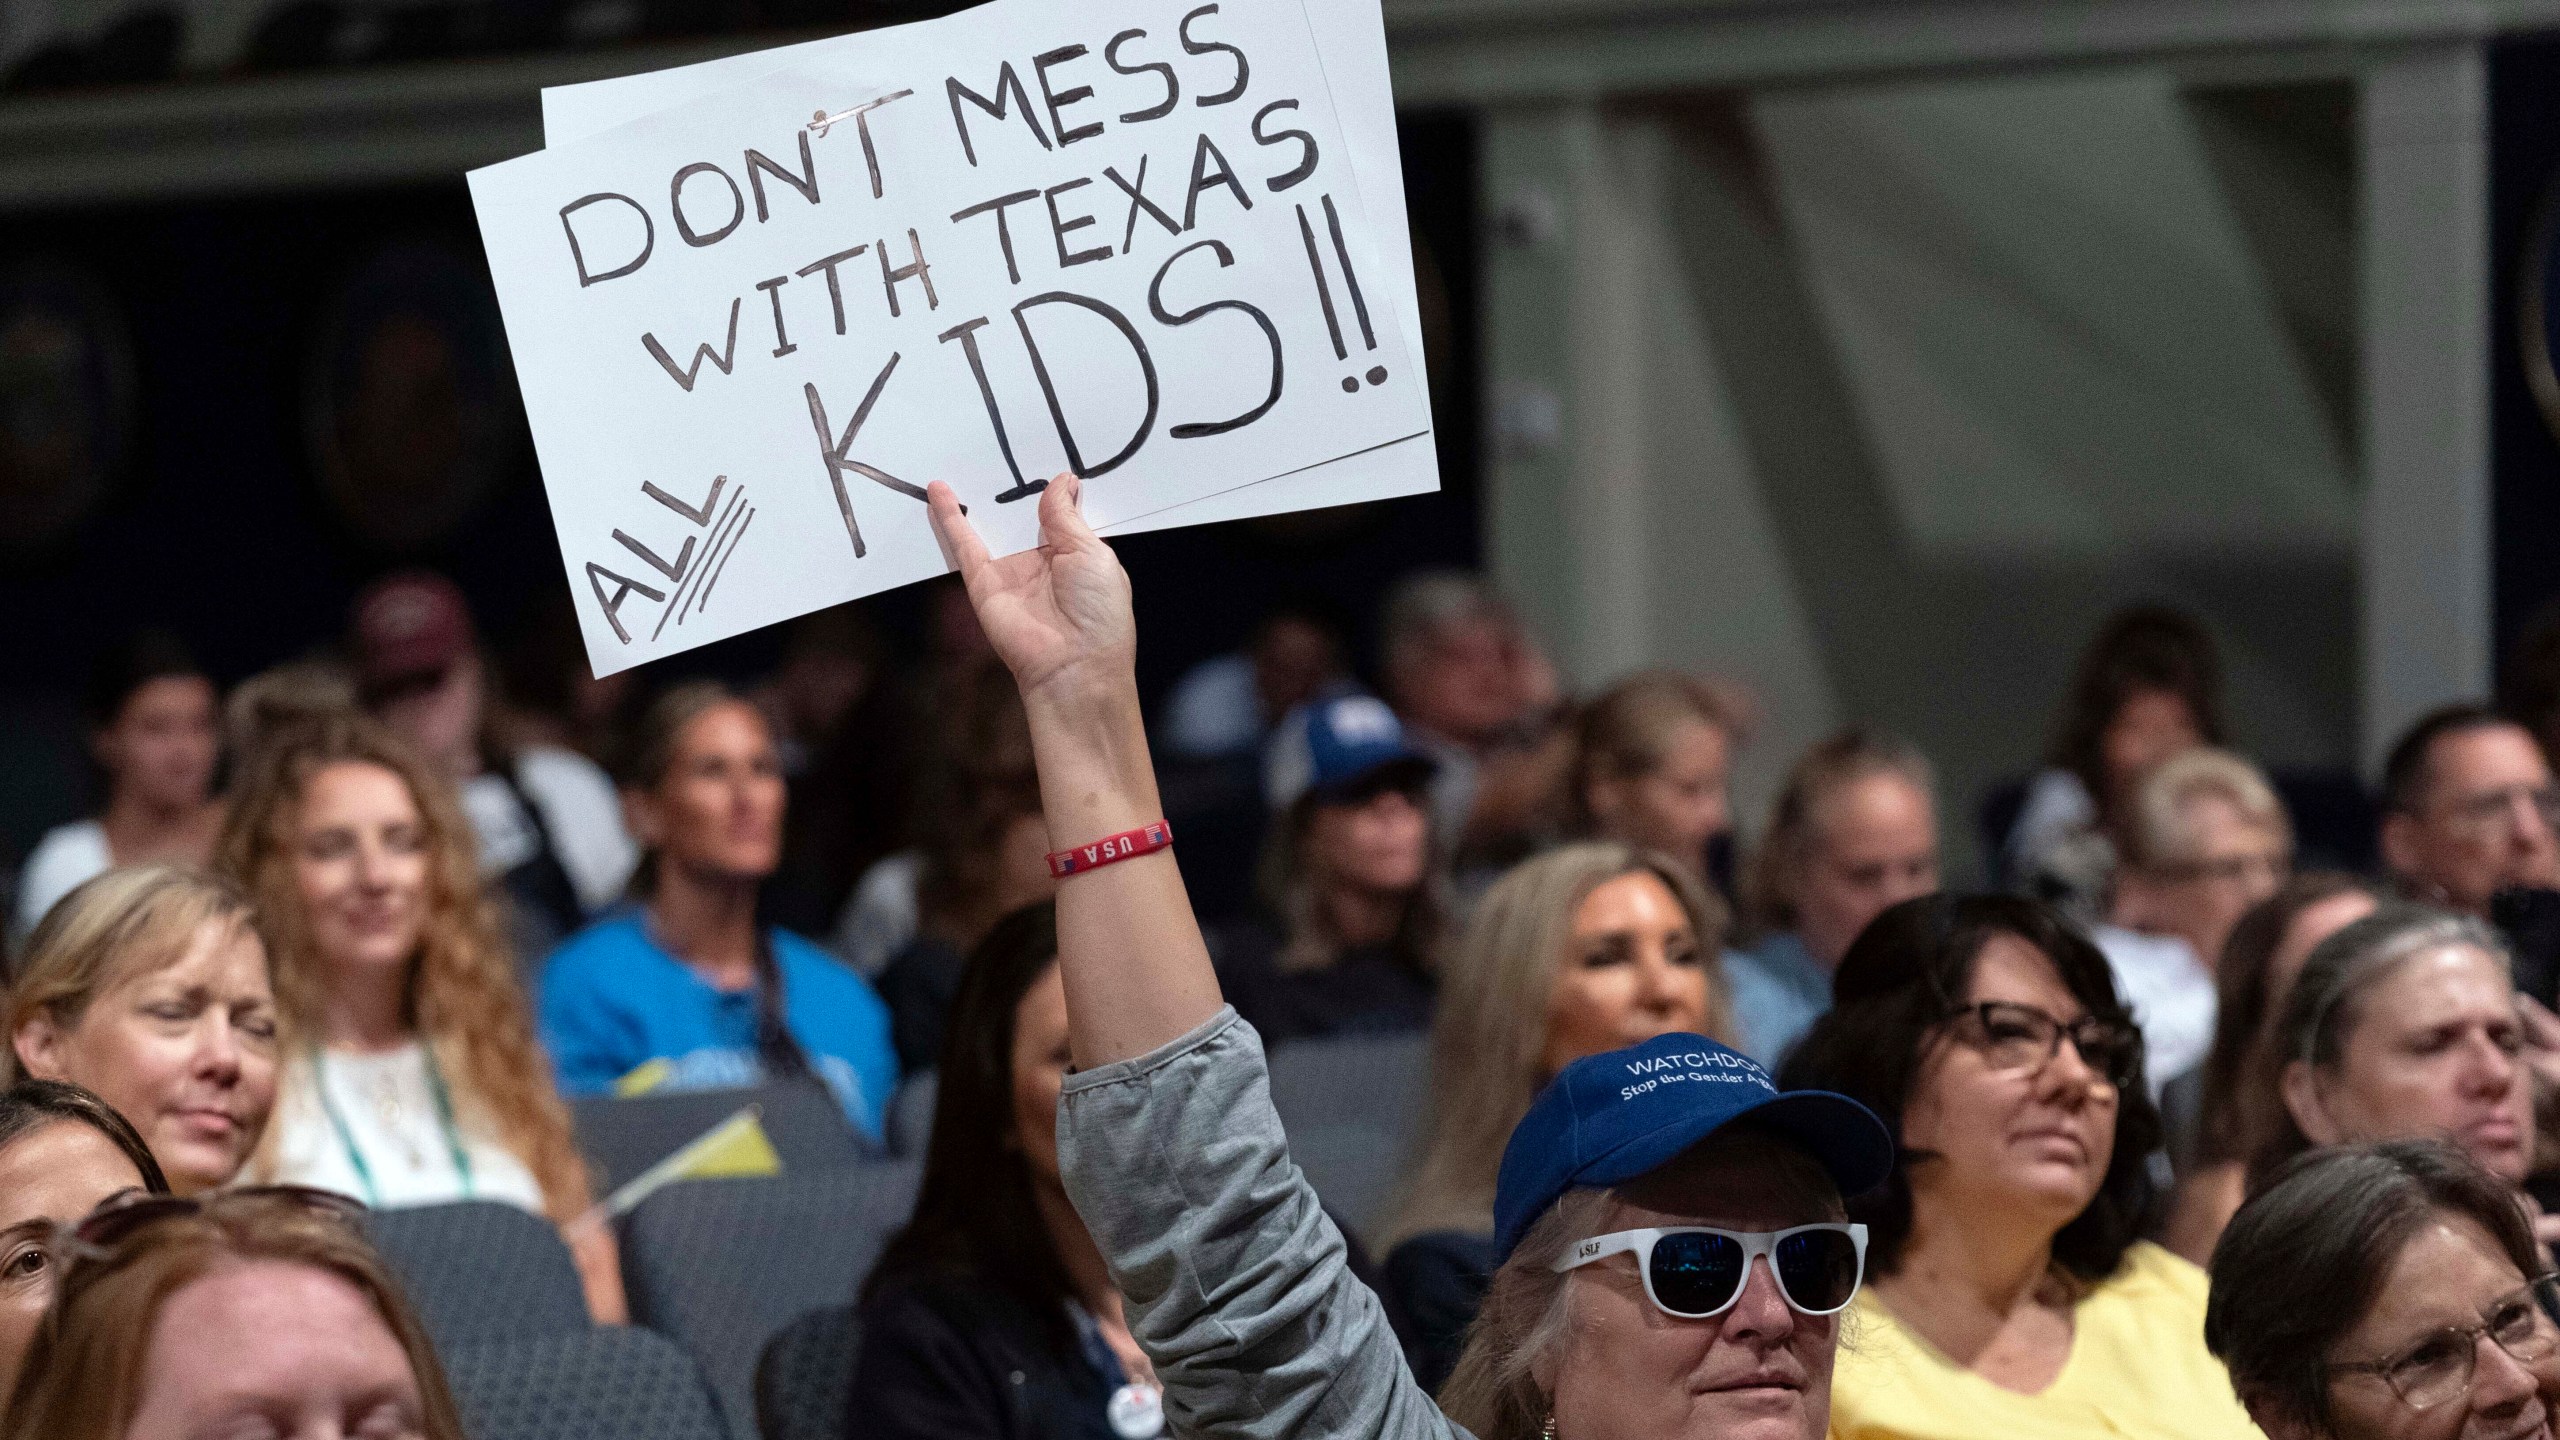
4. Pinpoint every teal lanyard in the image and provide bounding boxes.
[312,1046,475,1208]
